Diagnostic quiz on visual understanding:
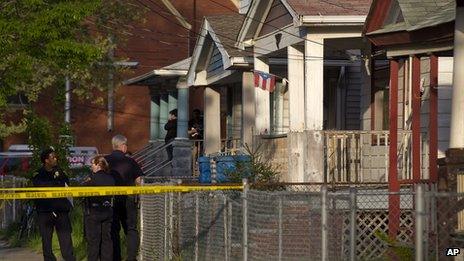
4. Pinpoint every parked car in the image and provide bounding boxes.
[0,145,98,176]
